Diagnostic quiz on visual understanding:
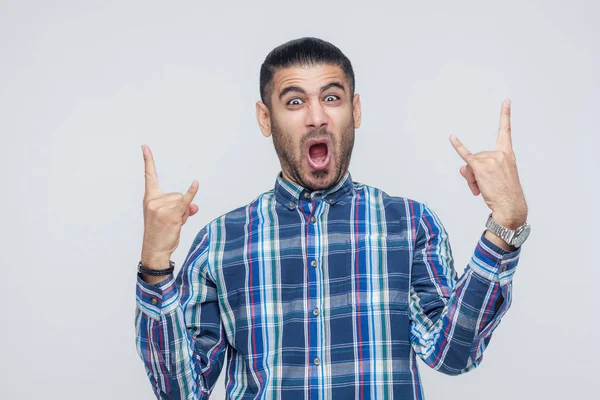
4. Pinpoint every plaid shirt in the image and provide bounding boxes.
[135,171,521,399]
